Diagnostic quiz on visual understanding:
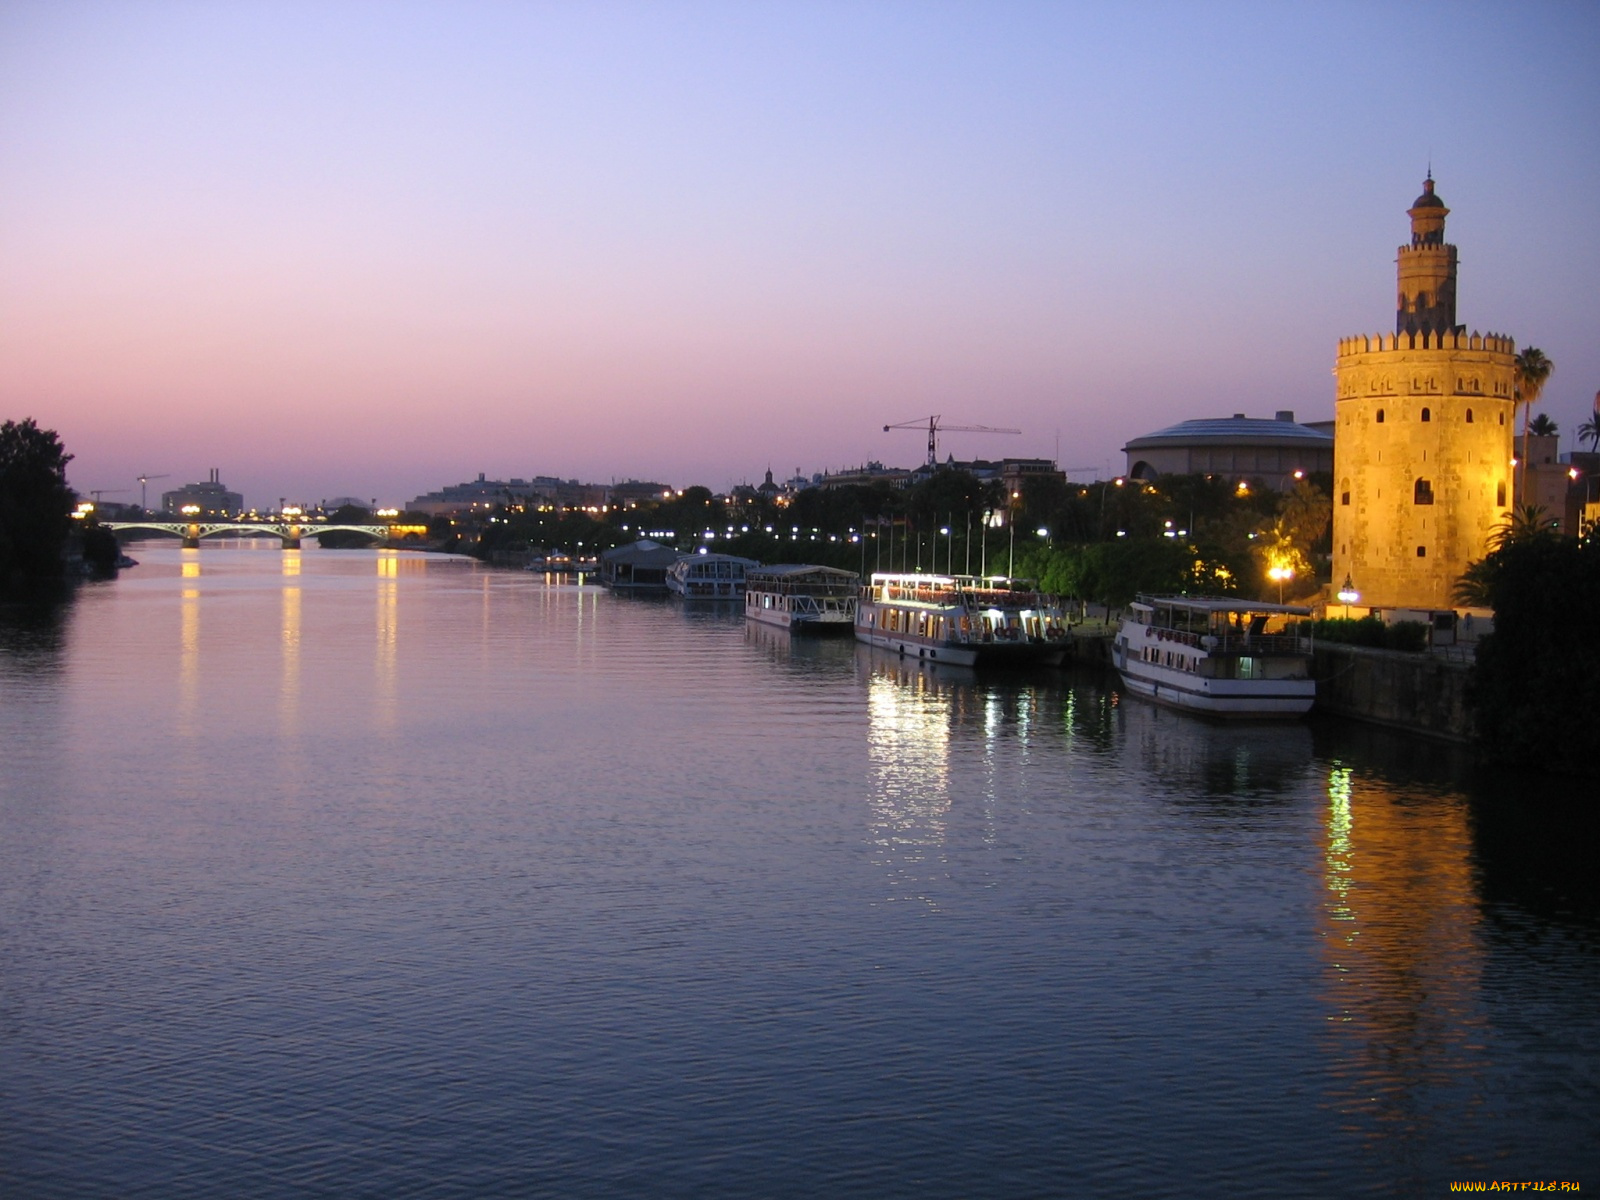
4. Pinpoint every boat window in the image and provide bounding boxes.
[1237,657,1256,680]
